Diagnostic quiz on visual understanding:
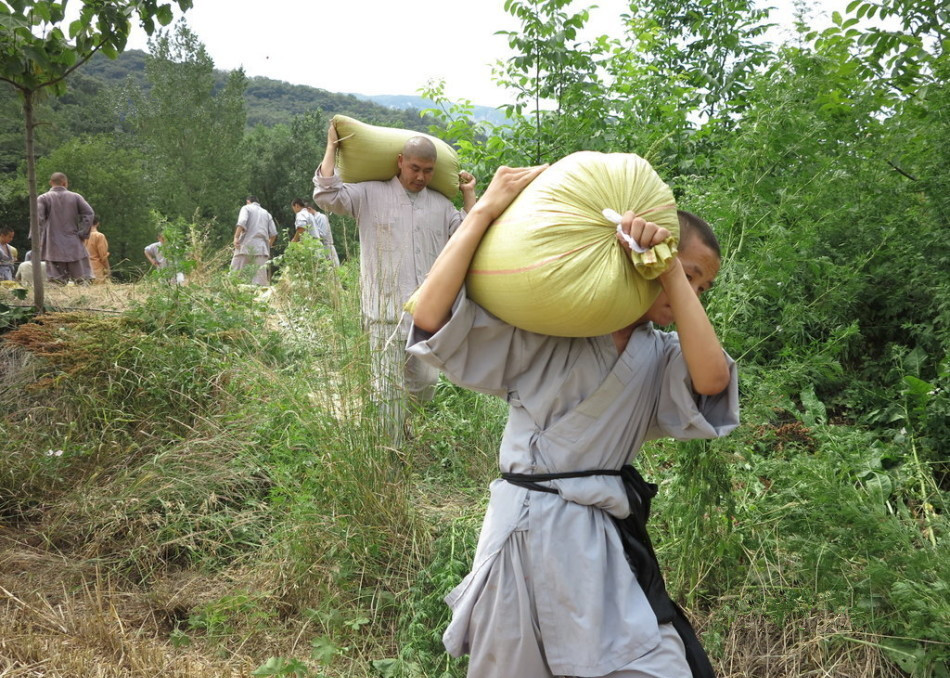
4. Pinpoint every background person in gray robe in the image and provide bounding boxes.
[0,226,16,280]
[36,172,94,283]
[290,198,339,267]
[313,121,477,441]
[307,202,340,267]
[231,196,277,285]
[408,165,739,678]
